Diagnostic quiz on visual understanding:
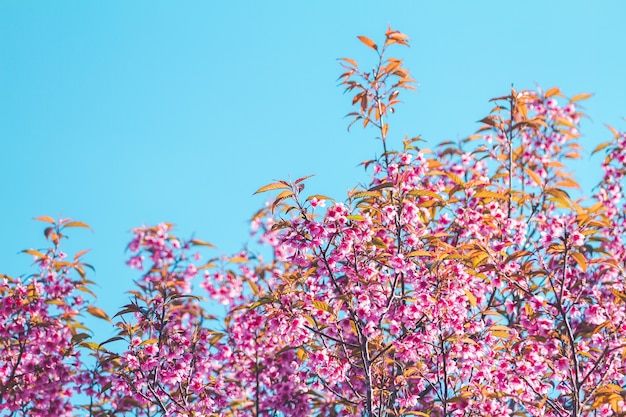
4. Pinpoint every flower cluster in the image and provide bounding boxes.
[0,219,92,417]
[2,29,626,417]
